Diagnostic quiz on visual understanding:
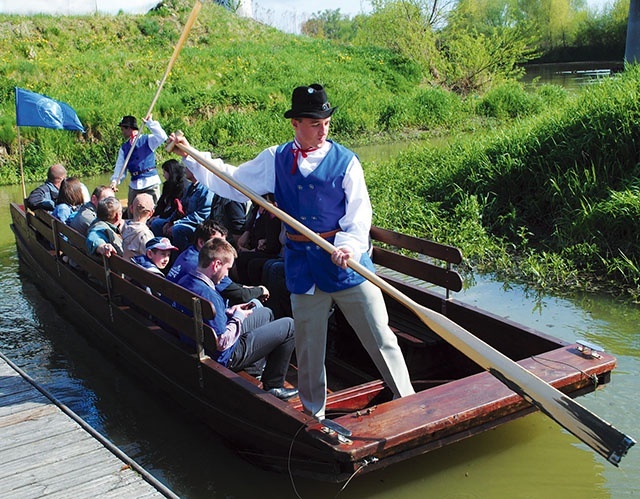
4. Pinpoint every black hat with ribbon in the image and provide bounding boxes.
[118,115,139,130]
[284,84,336,119]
